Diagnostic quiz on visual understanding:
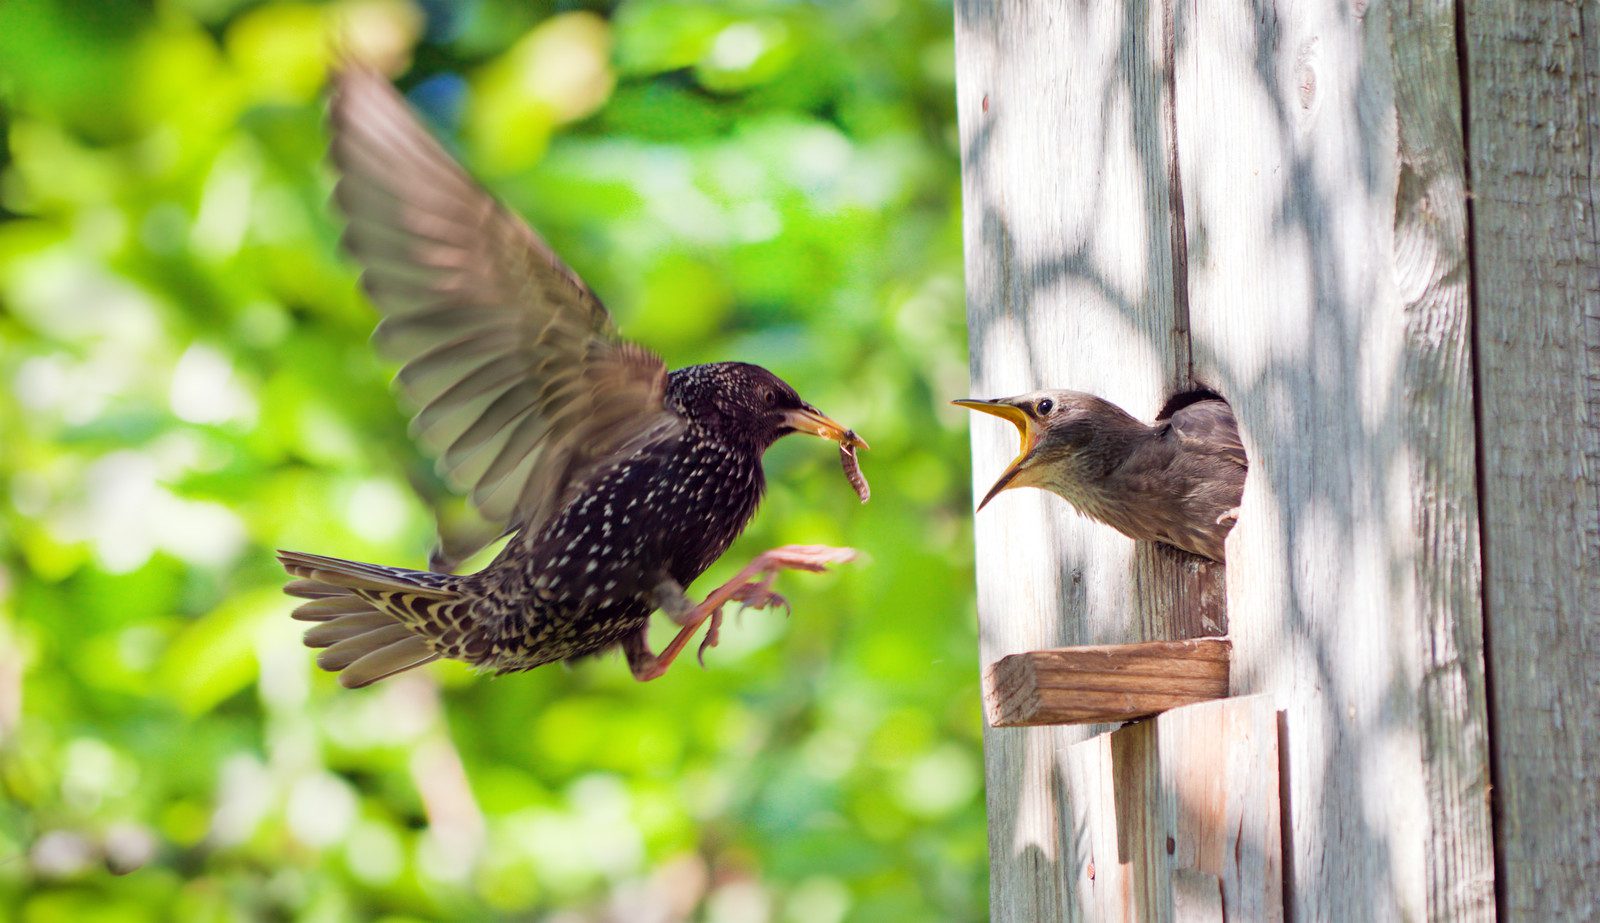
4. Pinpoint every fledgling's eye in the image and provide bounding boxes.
[1036,398,1054,415]
[764,389,779,407]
